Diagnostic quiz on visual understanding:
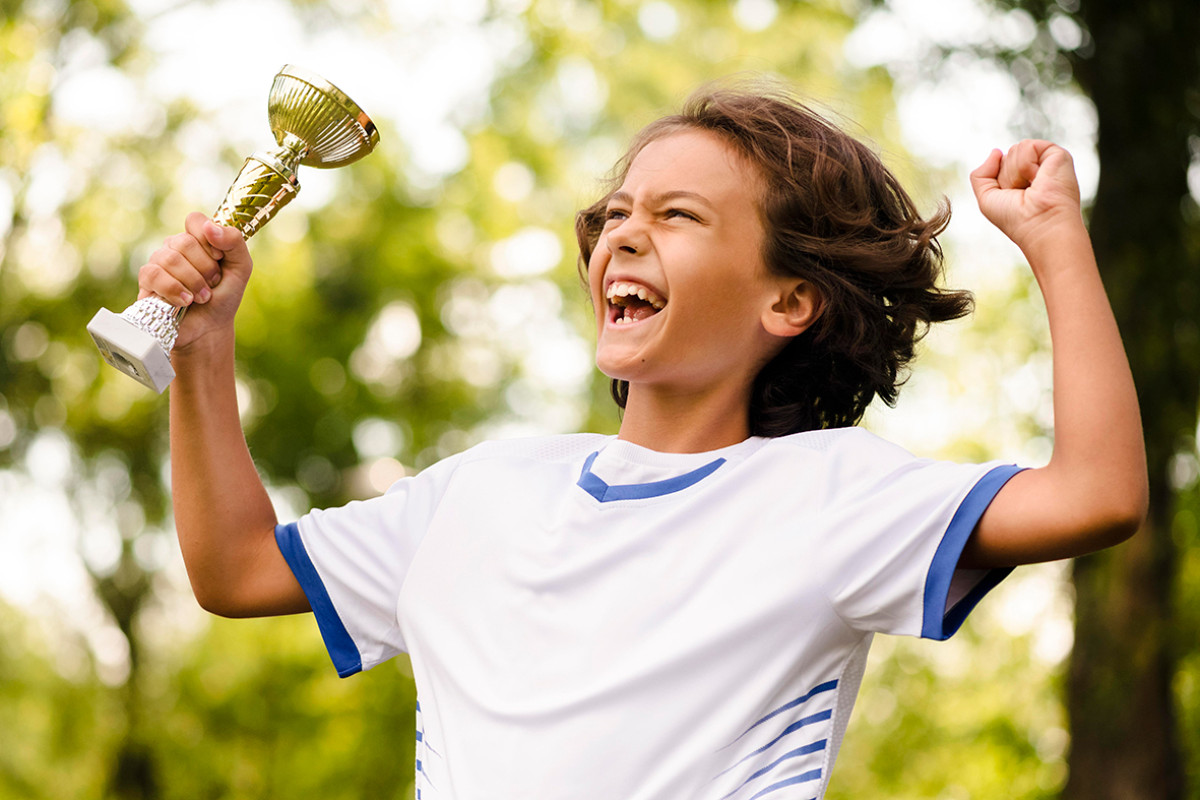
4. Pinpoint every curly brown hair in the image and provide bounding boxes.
[575,81,973,436]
